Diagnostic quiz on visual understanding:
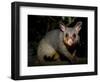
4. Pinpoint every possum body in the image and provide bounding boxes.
[37,22,82,64]
[37,30,61,63]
